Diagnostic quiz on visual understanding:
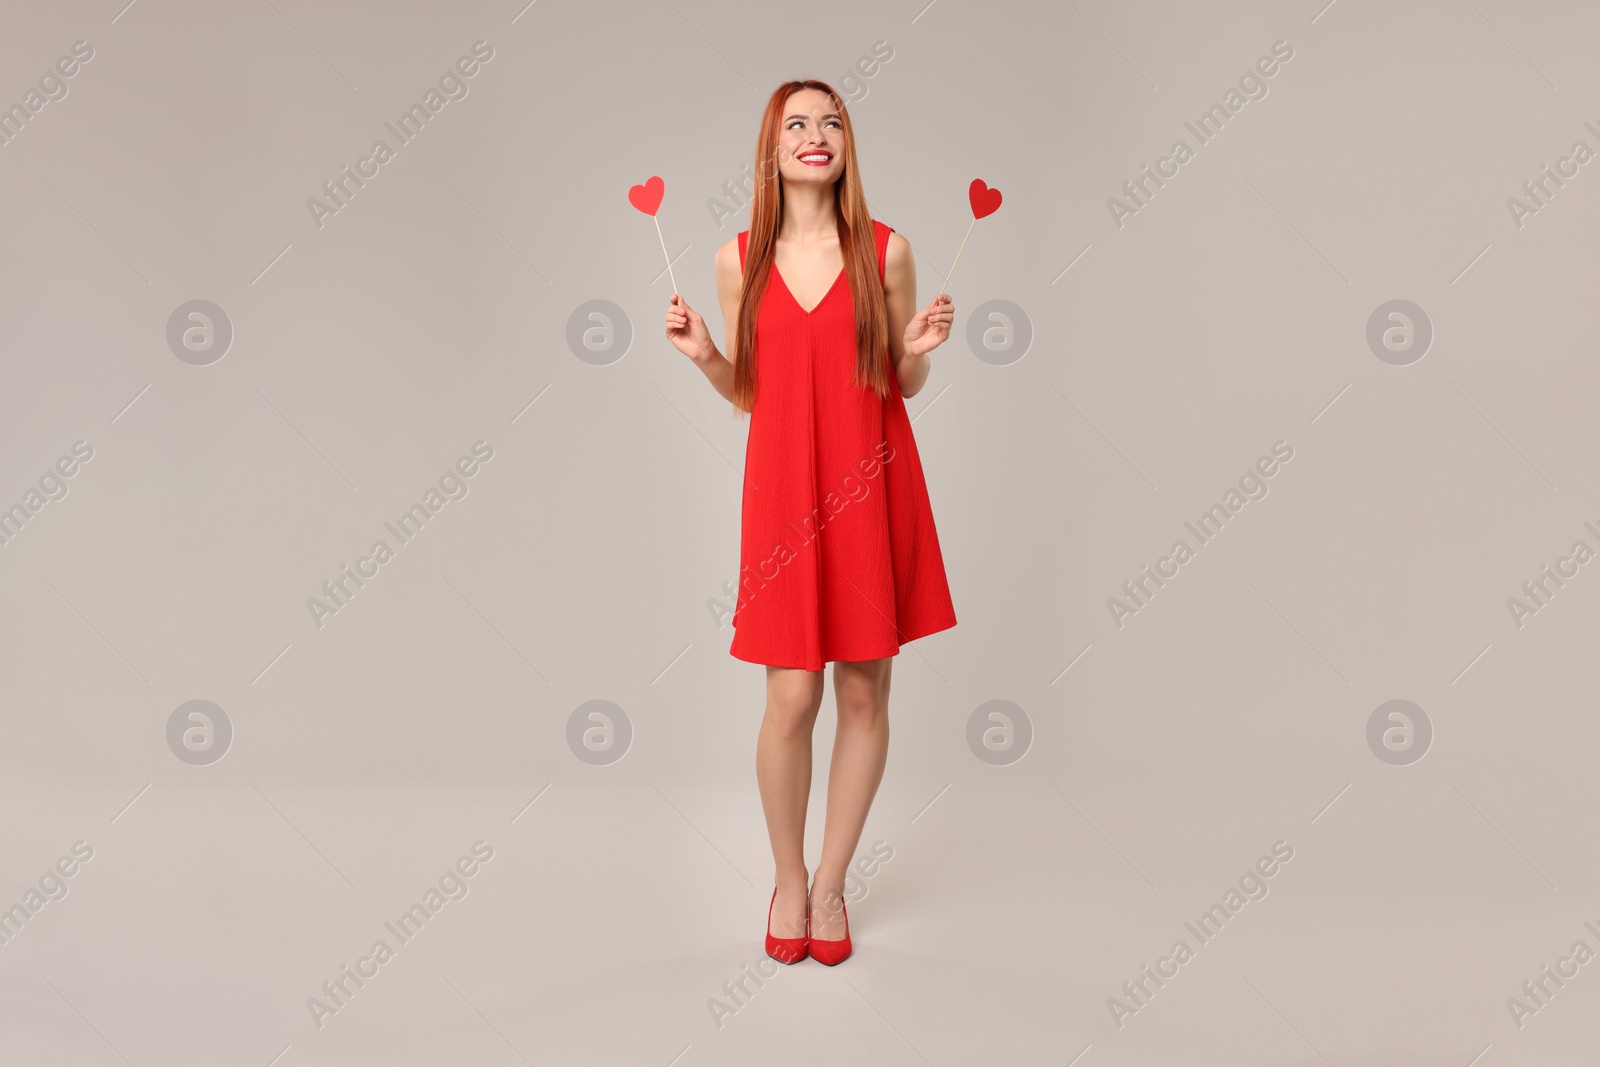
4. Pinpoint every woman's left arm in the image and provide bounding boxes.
[883,231,953,400]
